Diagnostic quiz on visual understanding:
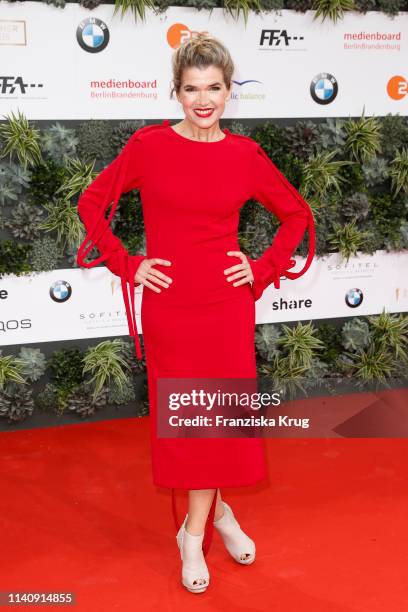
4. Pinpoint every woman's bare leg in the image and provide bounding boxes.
[214,488,225,521]
[186,488,223,535]
[184,489,254,565]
